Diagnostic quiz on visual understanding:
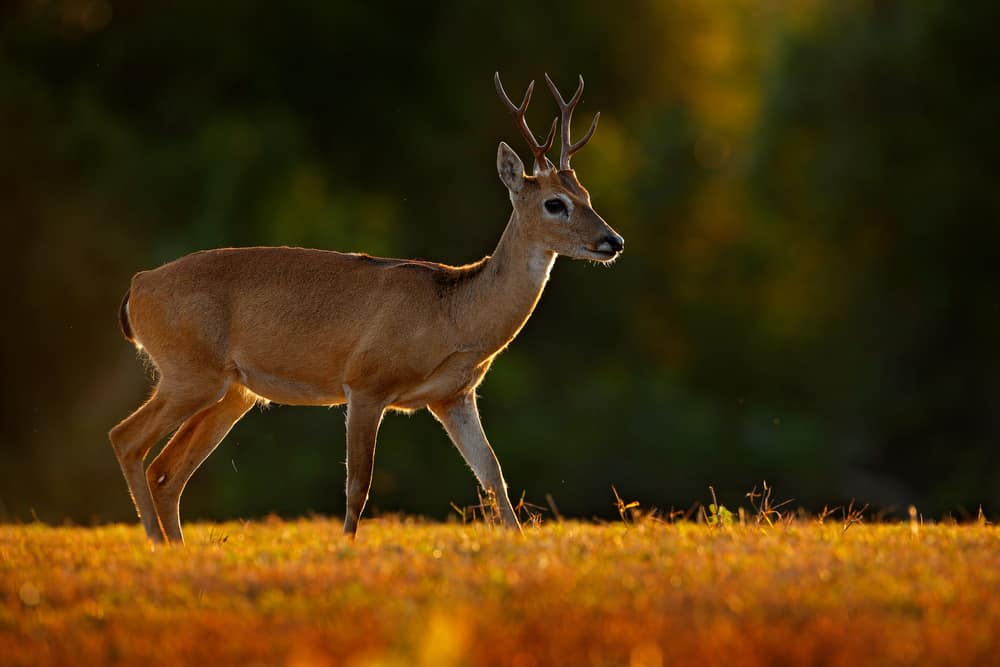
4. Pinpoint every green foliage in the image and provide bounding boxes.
[0,0,997,523]
[706,503,734,528]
